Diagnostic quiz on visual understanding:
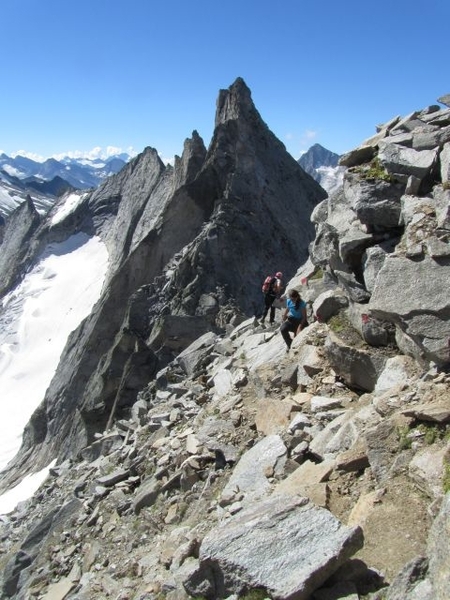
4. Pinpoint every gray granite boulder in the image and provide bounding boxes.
[369,254,450,366]
[184,495,364,600]
[324,331,387,392]
[220,434,287,505]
